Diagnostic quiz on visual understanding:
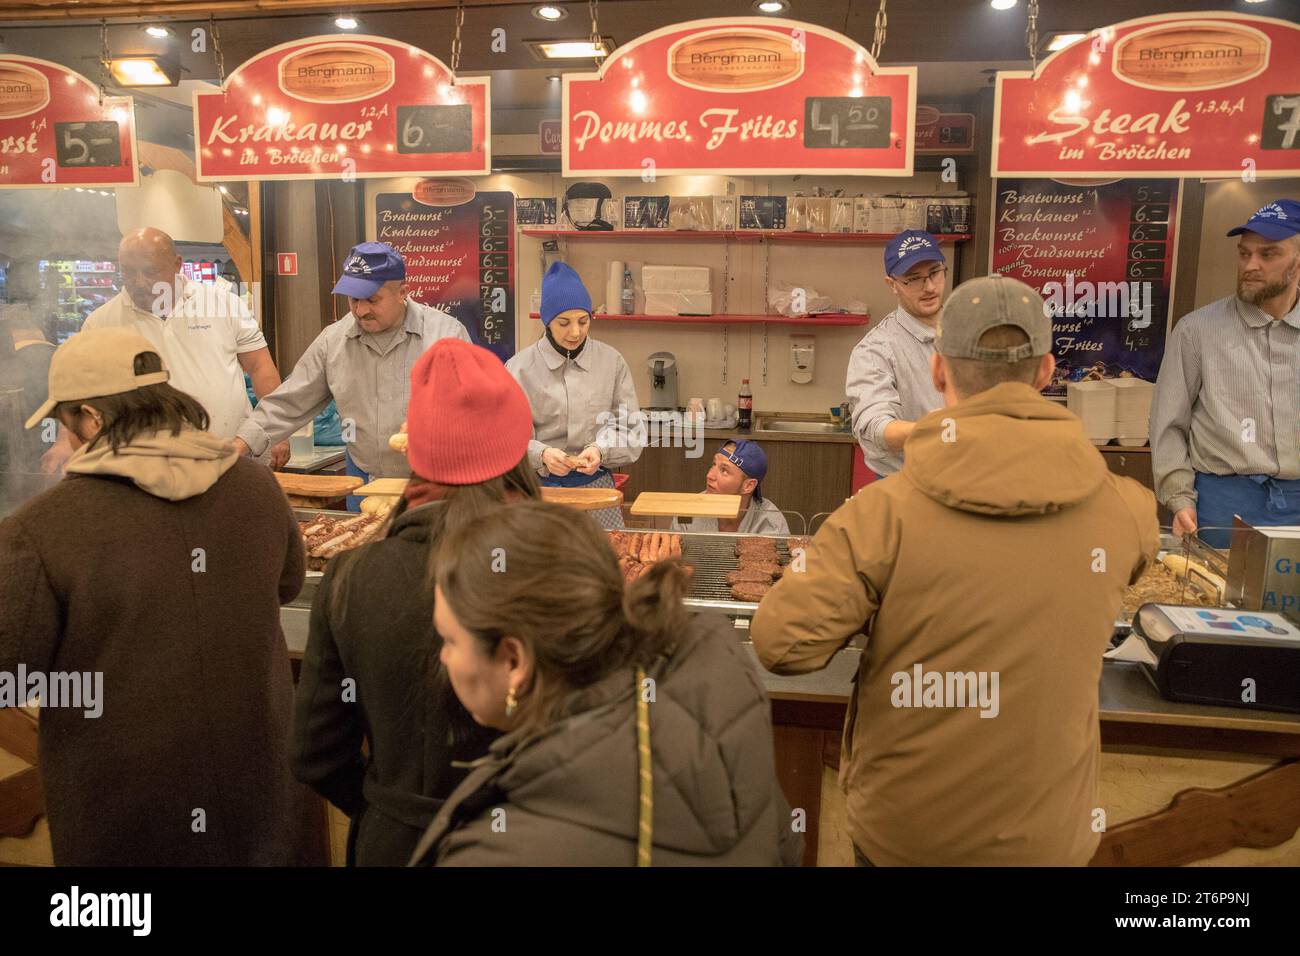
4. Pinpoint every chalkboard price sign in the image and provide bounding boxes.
[375,189,515,361]
[1261,94,1300,150]
[1130,203,1170,224]
[54,121,122,168]
[477,196,513,349]
[1128,222,1168,242]
[396,104,473,154]
[1127,241,1167,261]
[803,97,891,150]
